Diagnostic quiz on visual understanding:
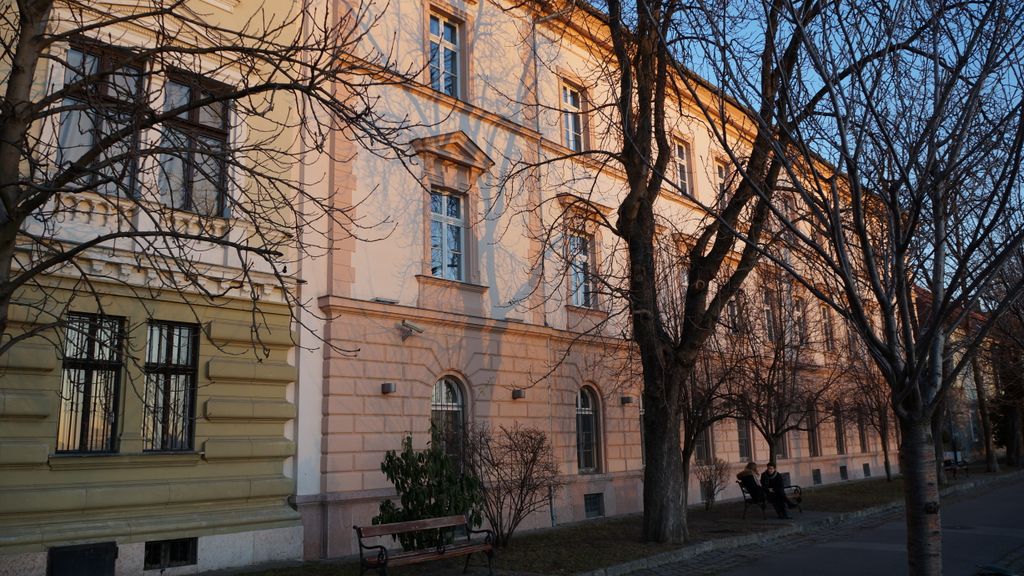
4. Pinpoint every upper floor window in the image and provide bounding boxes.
[568,232,595,308]
[56,313,125,453]
[143,322,199,452]
[157,75,229,217]
[674,140,691,195]
[821,304,835,351]
[716,160,734,209]
[57,44,143,196]
[431,376,465,459]
[857,414,870,453]
[428,13,460,98]
[430,189,465,281]
[793,296,808,343]
[807,407,821,457]
[775,431,790,460]
[562,82,585,152]
[762,290,779,341]
[576,387,600,473]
